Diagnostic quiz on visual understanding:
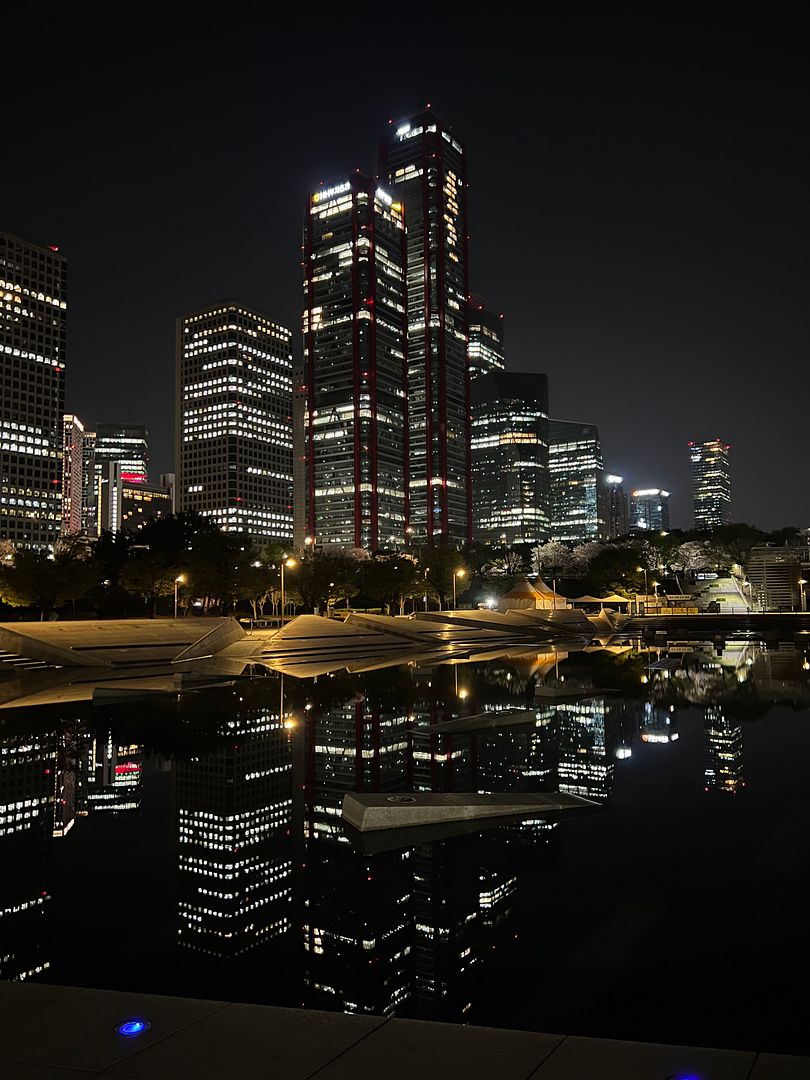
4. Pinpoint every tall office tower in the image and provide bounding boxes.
[0,231,66,548]
[467,298,505,379]
[302,175,408,549]
[548,419,607,543]
[604,474,629,538]
[61,414,86,536]
[630,487,671,532]
[176,302,293,545]
[81,430,98,535]
[689,438,731,529]
[95,423,149,484]
[470,371,550,545]
[380,111,471,545]
[99,462,173,533]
